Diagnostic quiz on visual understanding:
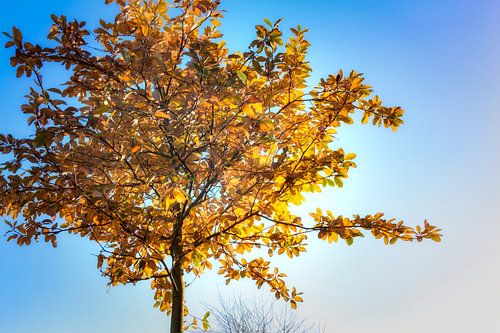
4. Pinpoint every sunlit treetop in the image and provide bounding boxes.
[0,0,440,331]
